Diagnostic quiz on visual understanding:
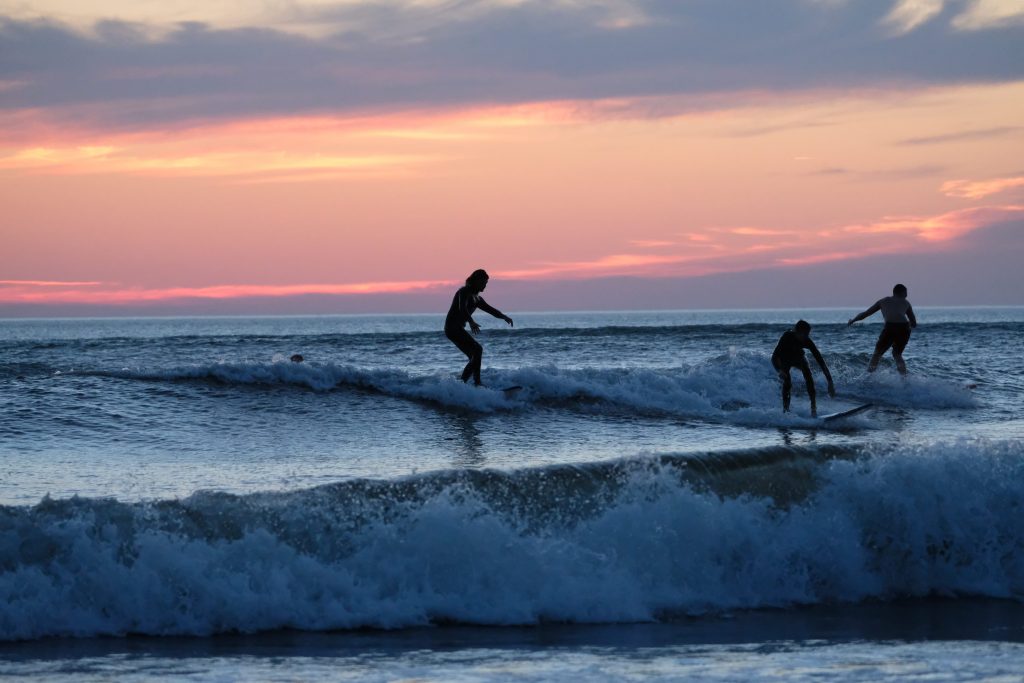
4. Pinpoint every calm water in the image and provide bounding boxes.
[2,308,1023,680]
